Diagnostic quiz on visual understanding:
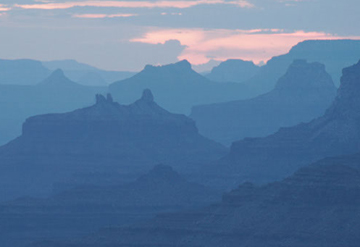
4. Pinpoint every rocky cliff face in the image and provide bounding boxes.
[215,60,360,185]
[191,60,336,146]
[0,90,226,200]
[33,159,360,247]
[109,60,251,114]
